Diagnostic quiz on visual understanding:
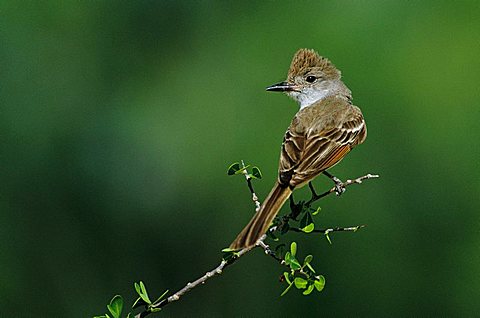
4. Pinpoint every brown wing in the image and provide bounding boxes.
[279,106,366,188]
